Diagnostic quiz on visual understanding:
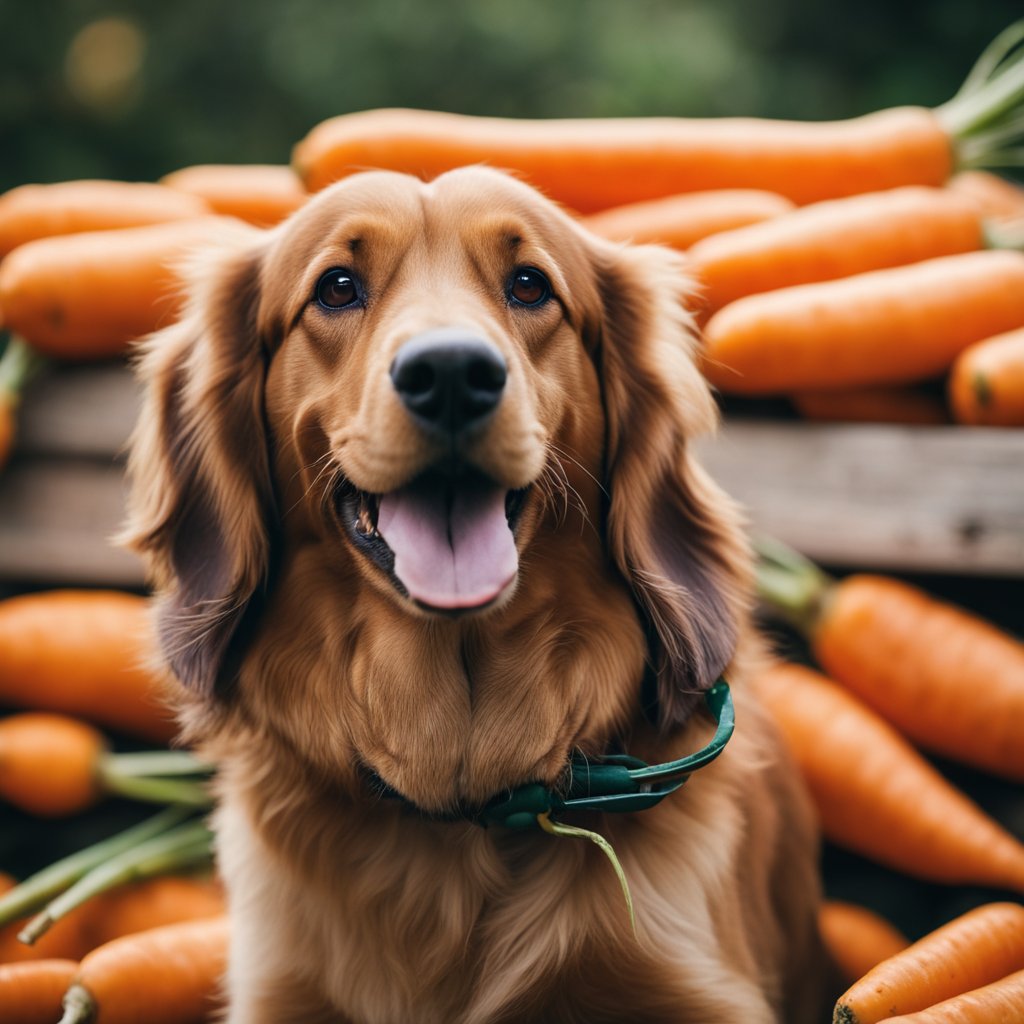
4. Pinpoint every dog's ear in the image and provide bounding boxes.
[120,226,276,699]
[590,242,751,729]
